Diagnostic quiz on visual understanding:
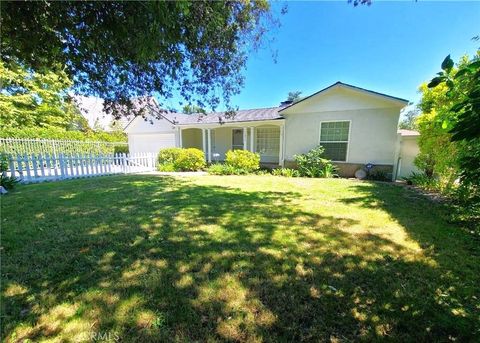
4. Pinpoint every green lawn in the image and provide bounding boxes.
[1,175,479,342]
